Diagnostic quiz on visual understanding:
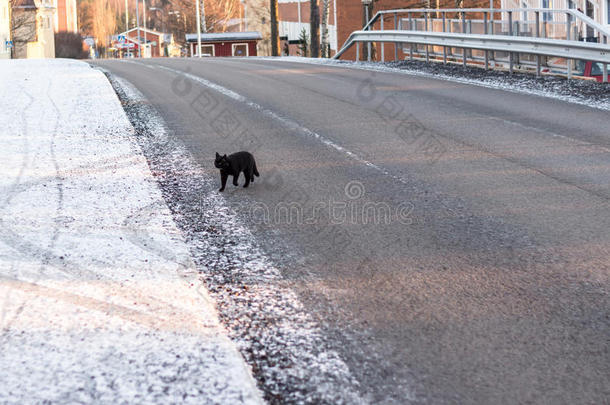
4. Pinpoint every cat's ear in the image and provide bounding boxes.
[215,152,220,158]
[223,154,227,158]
